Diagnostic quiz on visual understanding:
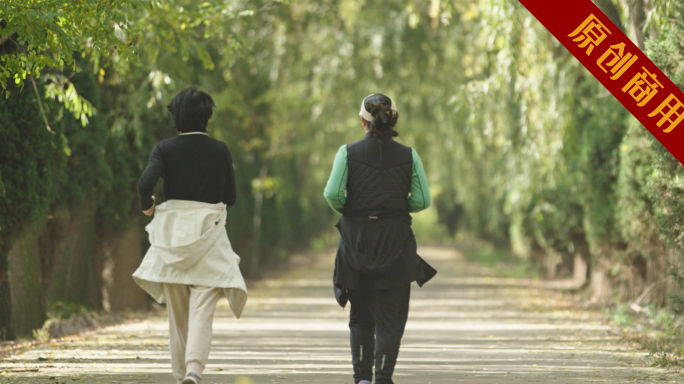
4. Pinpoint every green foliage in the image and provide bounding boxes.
[644,2,684,312]
[47,301,91,320]
[43,74,96,126]
[0,0,152,85]
[0,0,153,121]
[573,78,629,256]
[0,56,114,242]
[669,266,684,315]
[616,124,662,258]
[610,304,634,326]
[0,84,65,248]
[645,3,684,251]
[612,304,684,367]
[645,1,679,38]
